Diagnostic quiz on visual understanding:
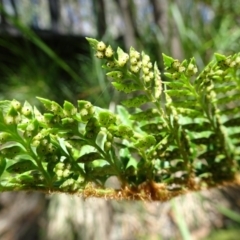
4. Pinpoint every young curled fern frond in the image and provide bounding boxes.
[0,38,239,201]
